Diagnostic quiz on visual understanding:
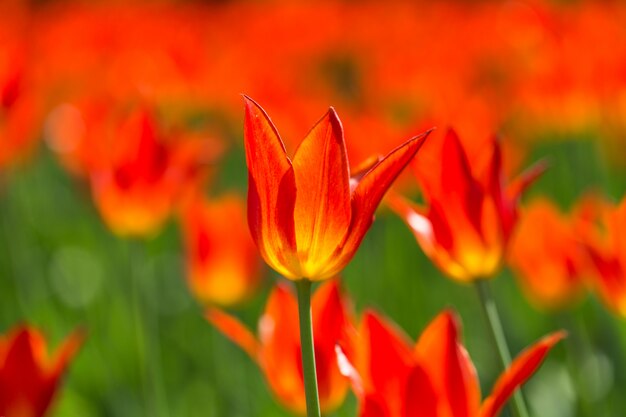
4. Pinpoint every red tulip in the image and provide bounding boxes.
[508,198,588,309]
[338,310,564,417]
[206,280,352,414]
[390,129,545,282]
[0,40,42,169]
[181,194,264,306]
[243,96,430,281]
[88,105,218,237]
[579,195,626,317]
[0,326,84,417]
